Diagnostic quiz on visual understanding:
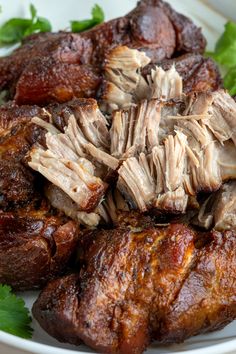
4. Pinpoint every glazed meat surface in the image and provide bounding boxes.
[33,225,236,353]
[159,230,236,342]
[0,208,78,290]
[0,102,47,209]
[144,53,222,93]
[0,101,92,289]
[0,0,206,105]
[33,223,197,353]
